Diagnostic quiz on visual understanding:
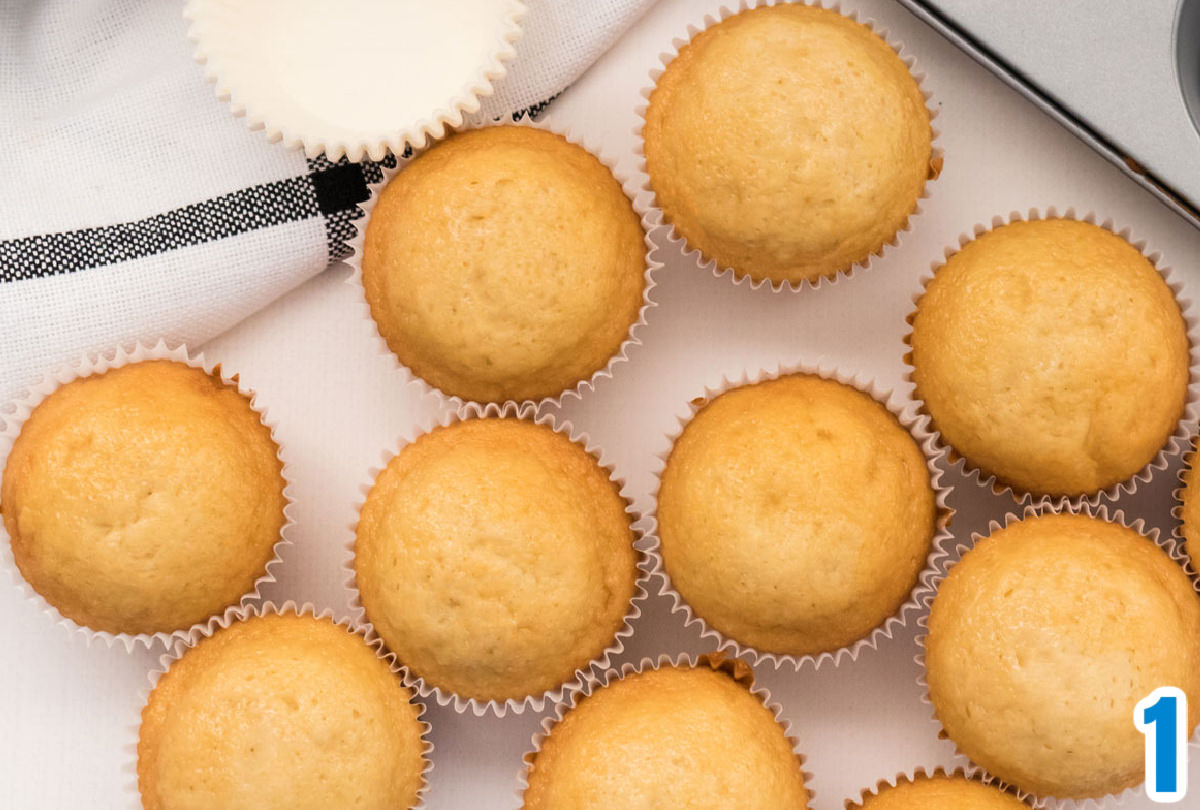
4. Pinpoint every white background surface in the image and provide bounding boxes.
[3,0,1200,807]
